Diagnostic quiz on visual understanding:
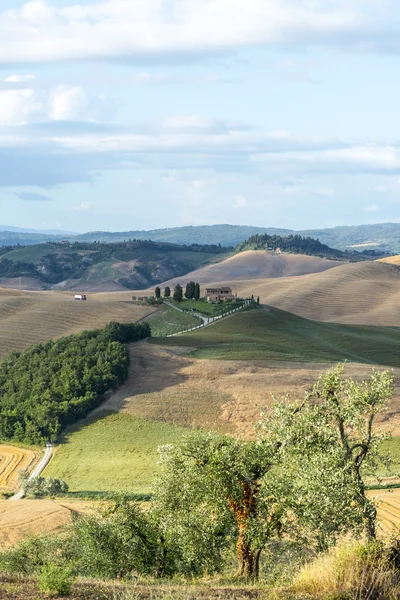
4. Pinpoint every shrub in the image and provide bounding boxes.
[38,562,74,597]
[290,540,400,599]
